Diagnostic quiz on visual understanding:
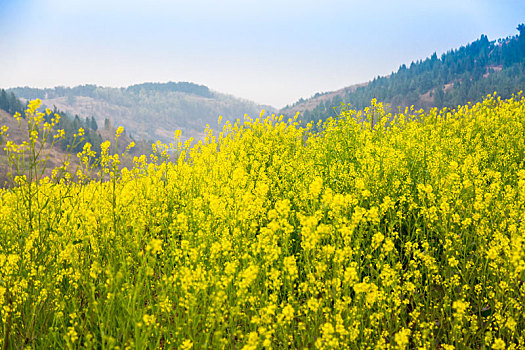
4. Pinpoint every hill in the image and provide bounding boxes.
[282,24,525,123]
[0,107,80,186]
[9,82,275,144]
[0,92,144,187]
